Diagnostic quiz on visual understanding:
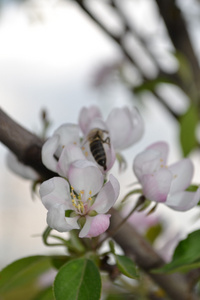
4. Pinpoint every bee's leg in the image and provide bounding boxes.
[103,137,110,147]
